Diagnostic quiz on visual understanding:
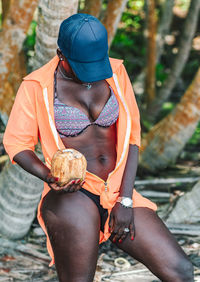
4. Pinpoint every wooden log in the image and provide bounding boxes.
[139,191,171,198]
[166,223,200,236]
[135,177,200,186]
